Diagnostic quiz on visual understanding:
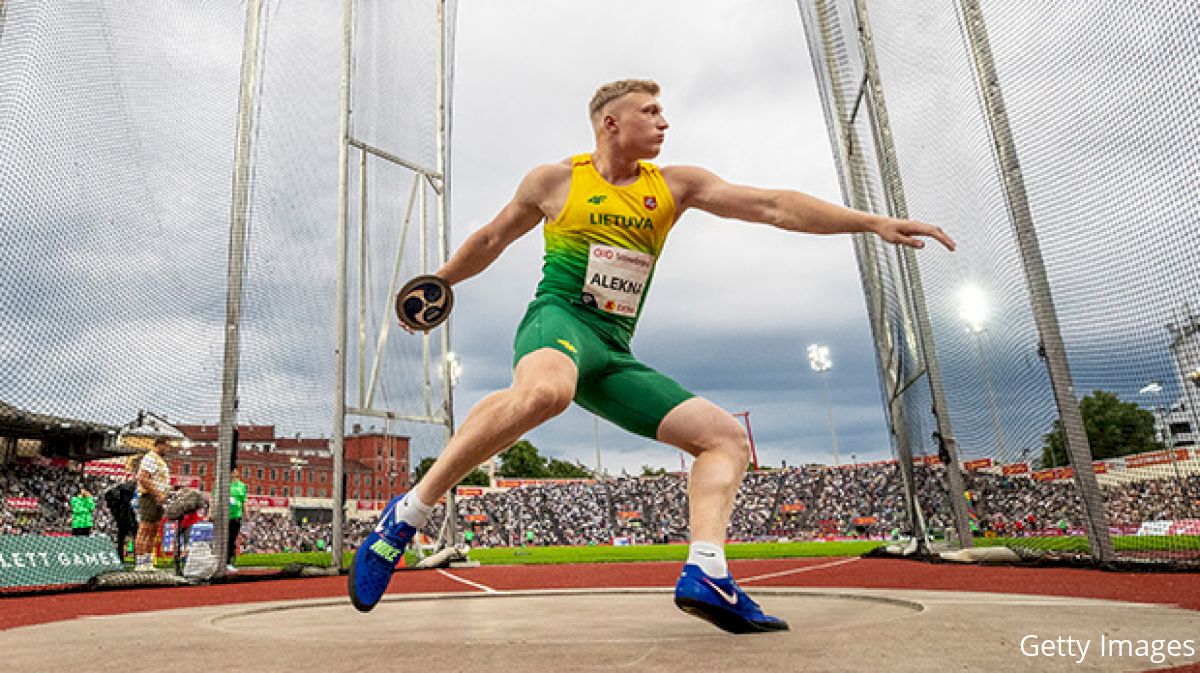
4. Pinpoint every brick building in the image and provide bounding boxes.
[164,423,411,502]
